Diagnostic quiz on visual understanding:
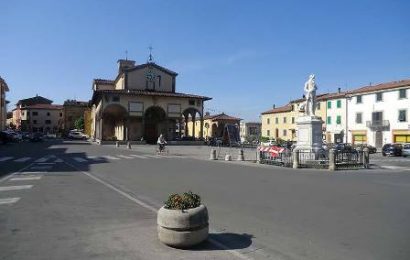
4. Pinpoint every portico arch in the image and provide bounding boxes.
[102,104,128,141]
[144,106,167,144]
[182,107,203,139]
